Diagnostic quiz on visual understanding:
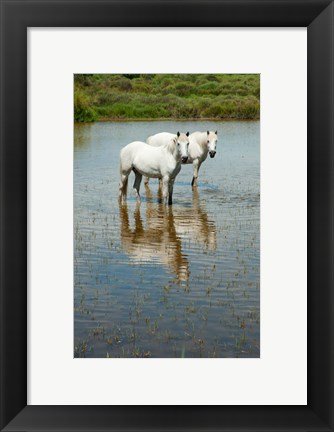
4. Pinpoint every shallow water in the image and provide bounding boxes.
[74,120,260,358]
